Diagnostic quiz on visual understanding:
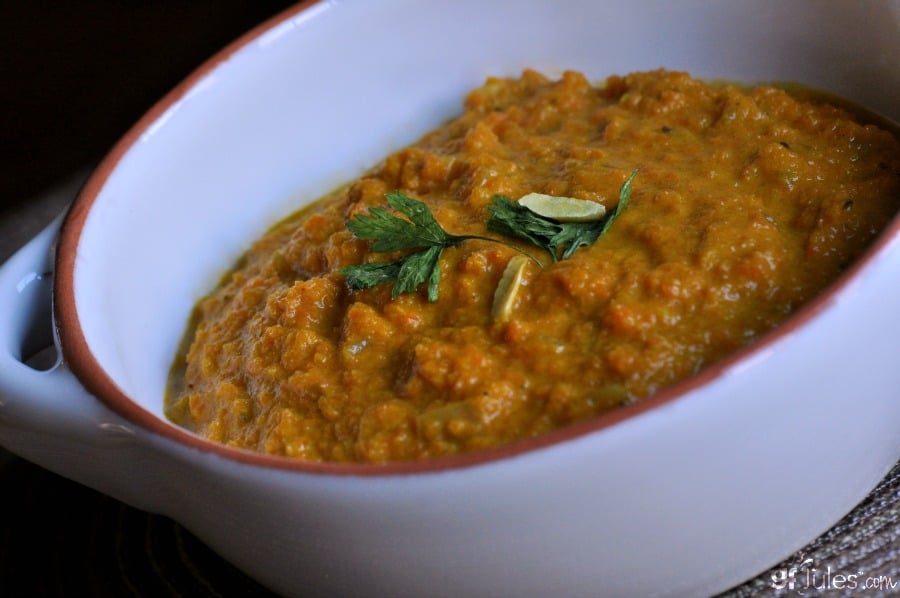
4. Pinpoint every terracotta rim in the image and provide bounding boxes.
[53,0,900,477]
